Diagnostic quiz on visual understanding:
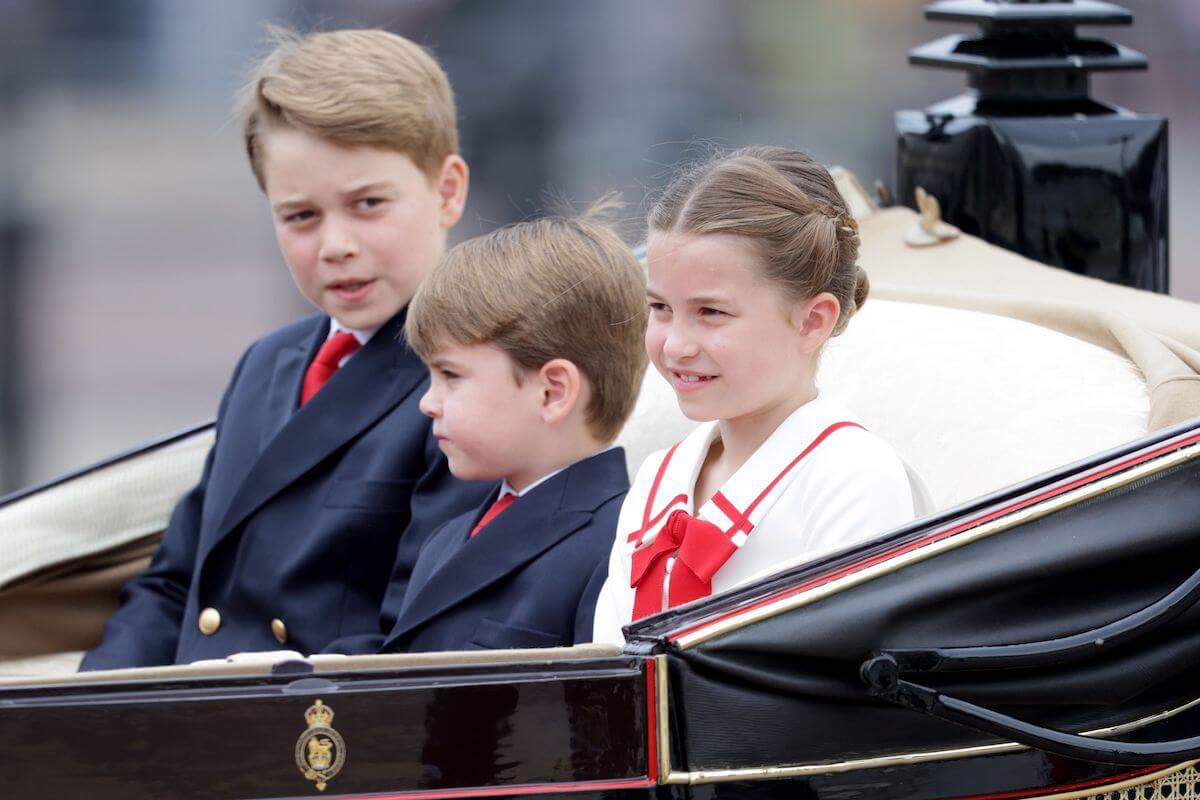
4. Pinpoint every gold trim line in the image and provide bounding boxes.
[655,654,683,784]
